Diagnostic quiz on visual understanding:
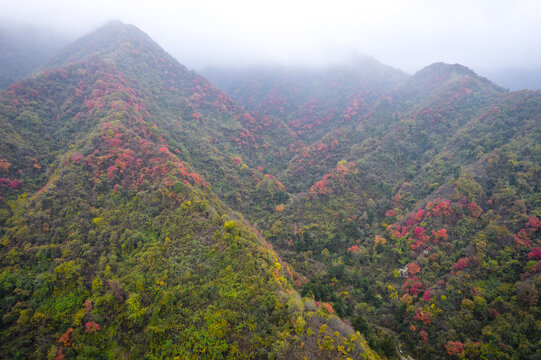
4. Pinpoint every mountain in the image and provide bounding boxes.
[0,21,379,359]
[205,58,540,358]
[230,63,540,358]
[1,19,540,360]
[202,57,409,192]
[0,23,69,89]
